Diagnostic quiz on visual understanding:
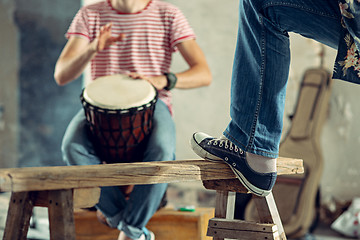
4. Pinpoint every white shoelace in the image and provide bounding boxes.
[207,138,243,154]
